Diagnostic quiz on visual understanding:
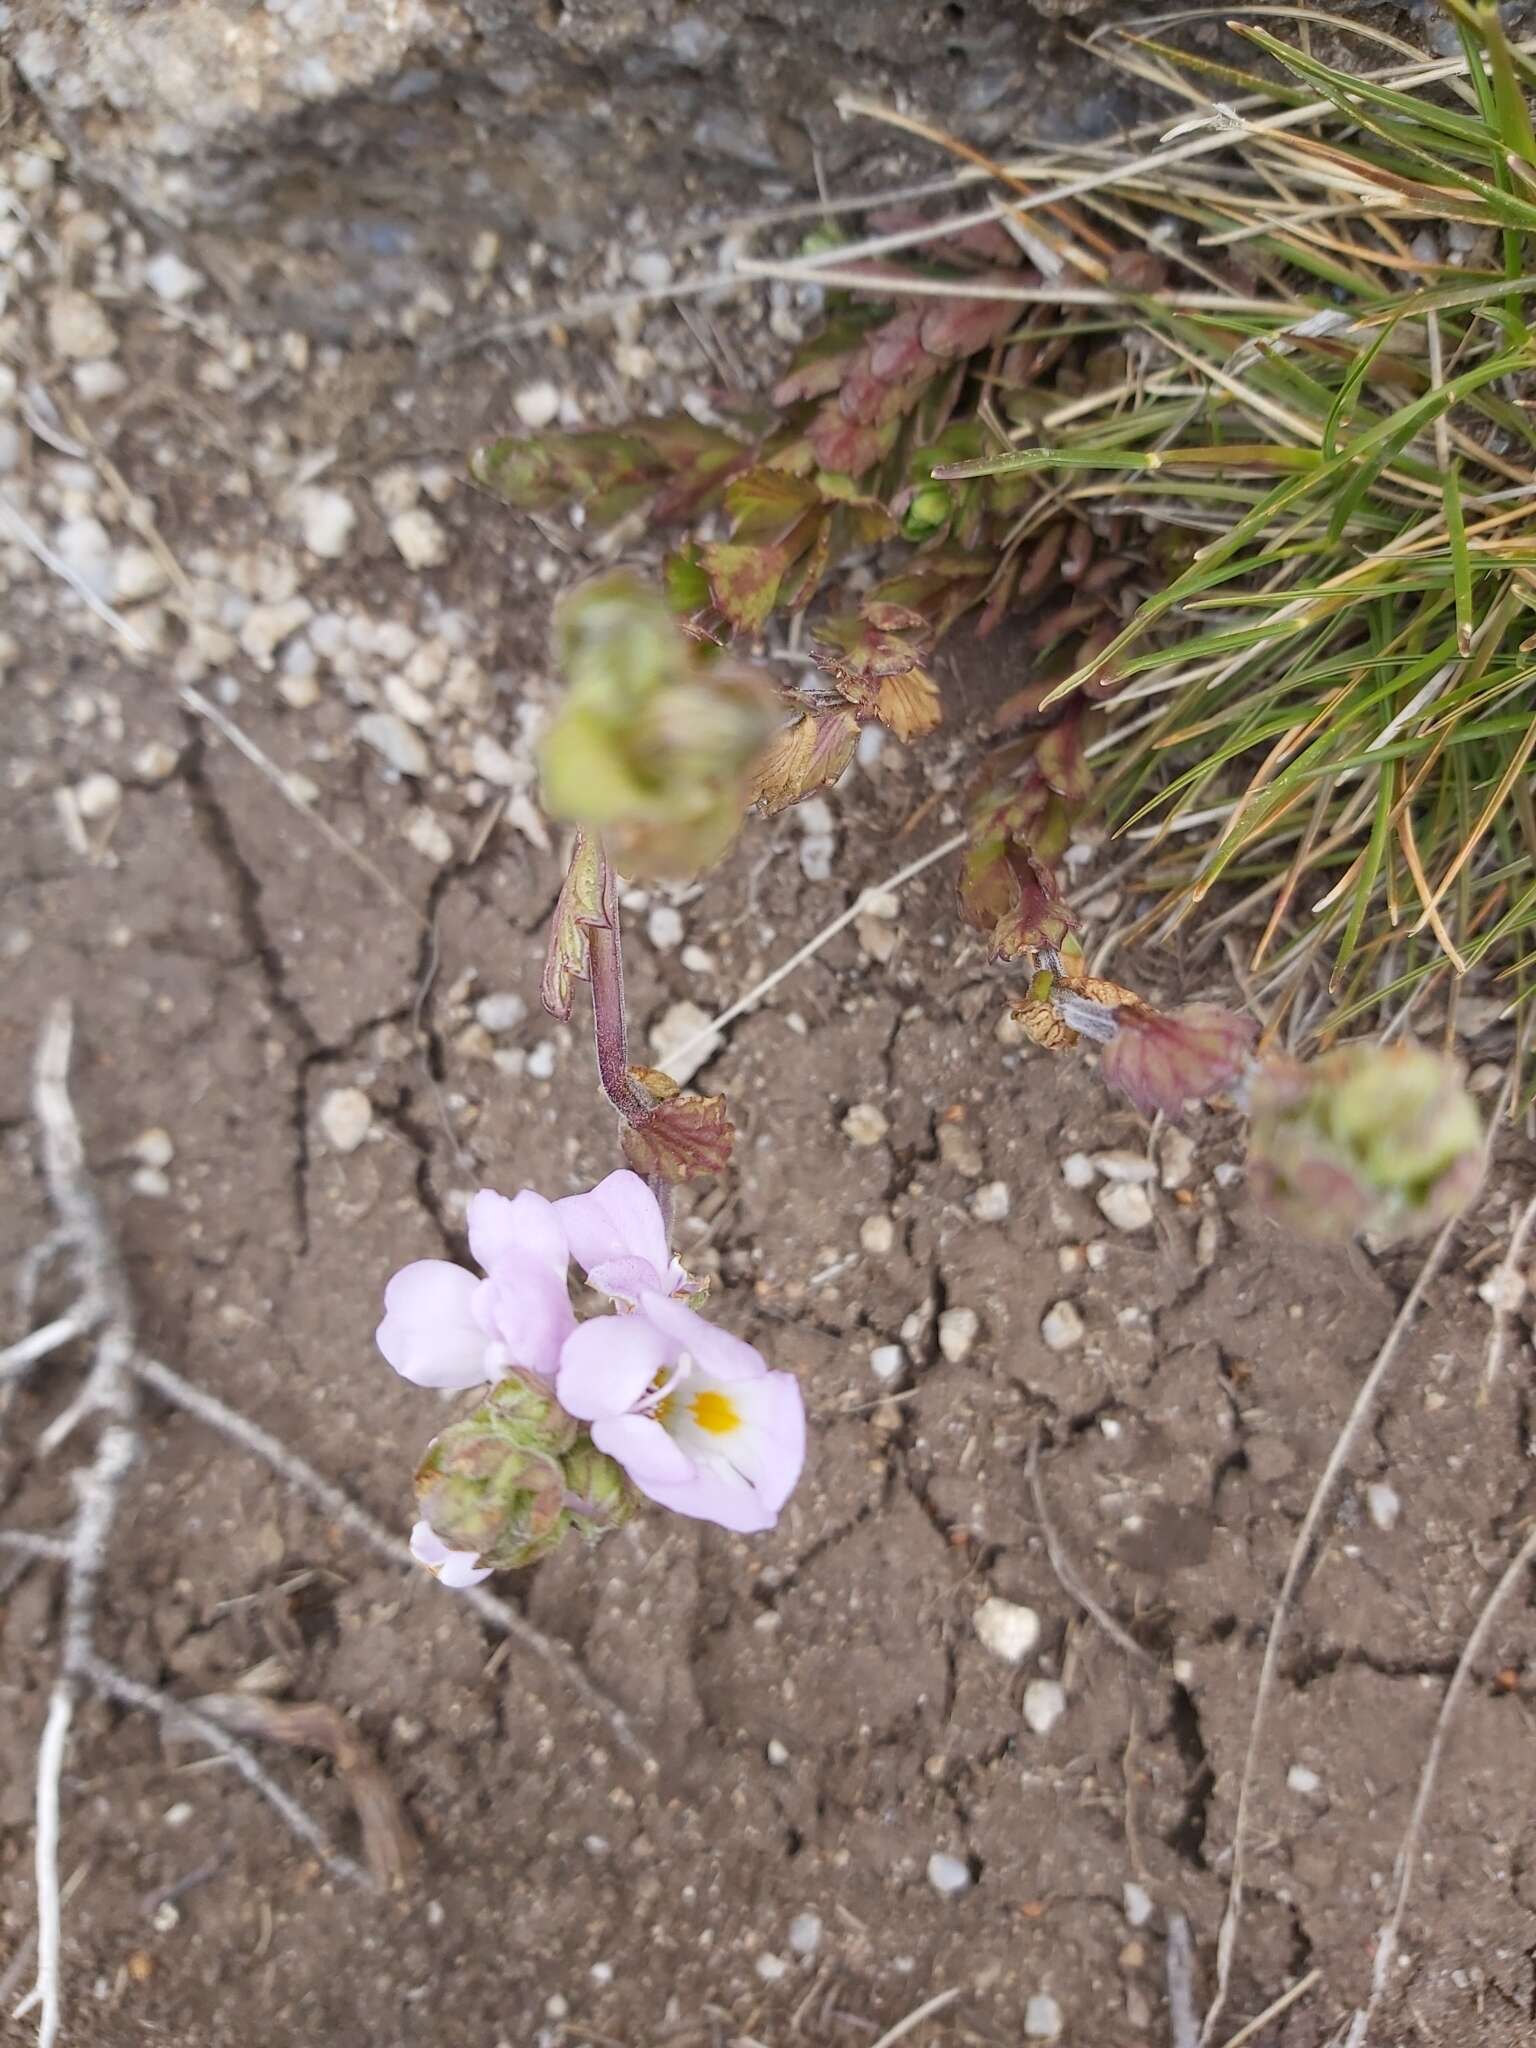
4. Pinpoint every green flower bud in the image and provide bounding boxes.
[901,483,953,540]
[540,571,779,881]
[414,1371,578,1573]
[560,1440,639,1544]
[1248,1044,1482,1242]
